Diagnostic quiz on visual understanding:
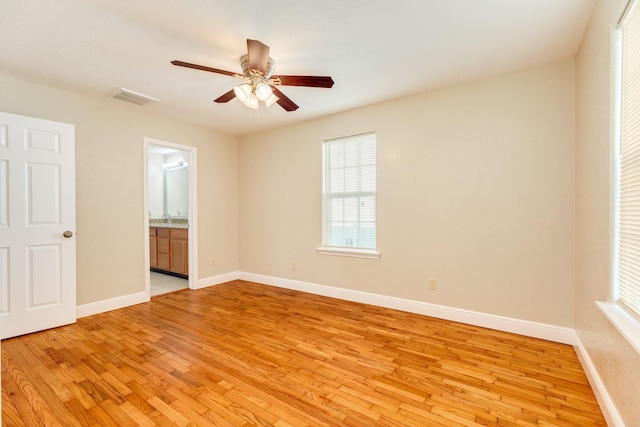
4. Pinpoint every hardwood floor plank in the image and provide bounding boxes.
[147,395,193,426]
[63,399,99,427]
[2,346,78,427]
[3,280,606,426]
[194,391,254,426]
[118,401,157,427]
[98,399,140,427]
[2,364,40,427]
[86,403,120,427]
[1,387,27,427]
